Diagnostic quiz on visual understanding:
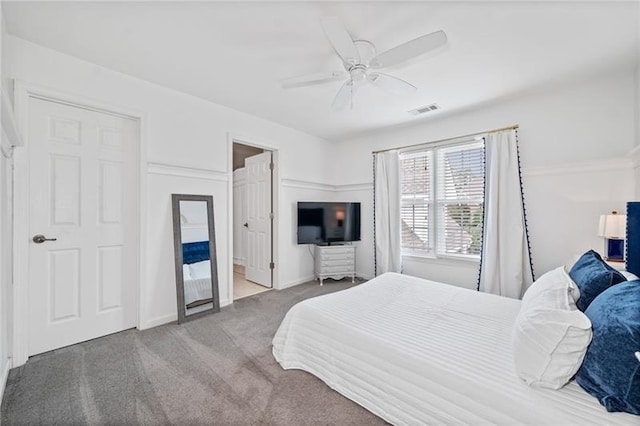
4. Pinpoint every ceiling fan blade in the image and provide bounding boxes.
[370,30,447,69]
[332,79,355,111]
[321,17,360,64]
[281,71,347,89]
[367,73,417,95]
